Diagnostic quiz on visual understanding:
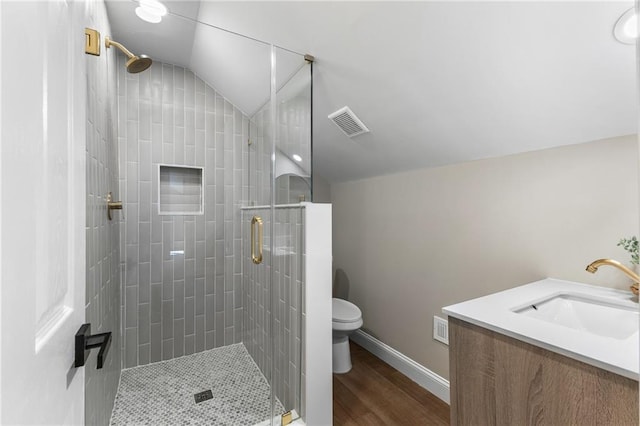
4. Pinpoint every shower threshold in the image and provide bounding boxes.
[109,343,285,426]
